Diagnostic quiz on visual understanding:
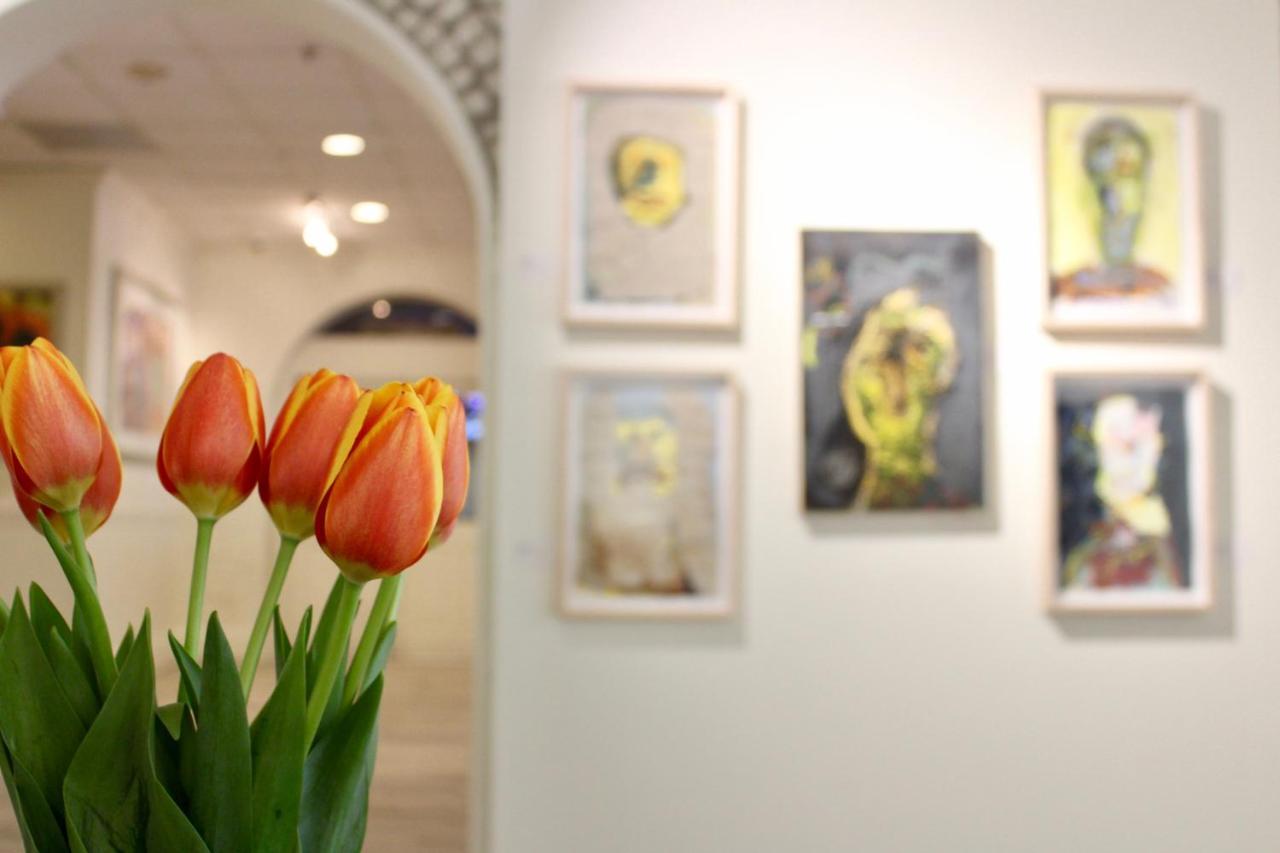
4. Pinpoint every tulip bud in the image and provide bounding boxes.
[158,353,265,520]
[10,409,121,541]
[260,368,361,540]
[0,339,105,512]
[412,377,471,543]
[316,382,444,583]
